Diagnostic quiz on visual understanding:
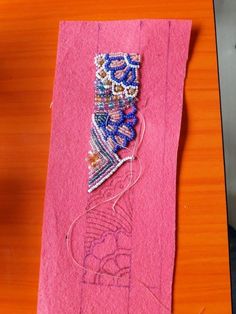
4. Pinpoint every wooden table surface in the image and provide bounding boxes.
[0,0,232,313]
